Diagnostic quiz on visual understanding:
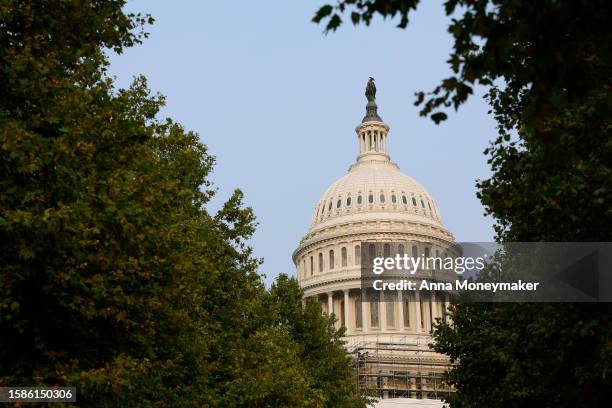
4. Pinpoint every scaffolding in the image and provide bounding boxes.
[348,335,453,401]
